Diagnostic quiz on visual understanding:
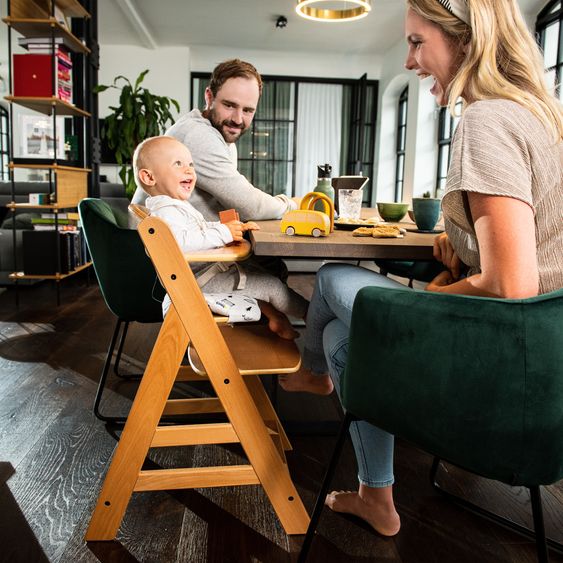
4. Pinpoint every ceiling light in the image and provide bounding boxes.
[295,0,371,22]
